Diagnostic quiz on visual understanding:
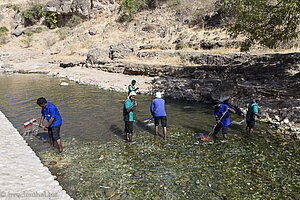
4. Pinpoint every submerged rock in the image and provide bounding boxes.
[60,82,69,86]
[105,188,116,197]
